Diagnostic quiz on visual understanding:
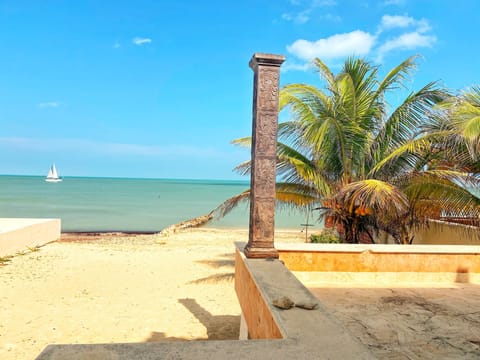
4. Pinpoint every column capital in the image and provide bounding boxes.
[249,53,286,70]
